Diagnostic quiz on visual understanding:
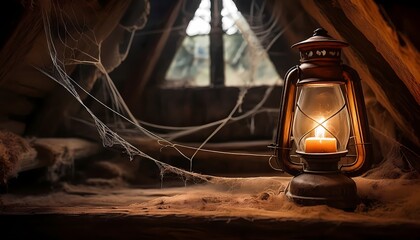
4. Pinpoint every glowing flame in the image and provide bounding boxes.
[315,118,326,138]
